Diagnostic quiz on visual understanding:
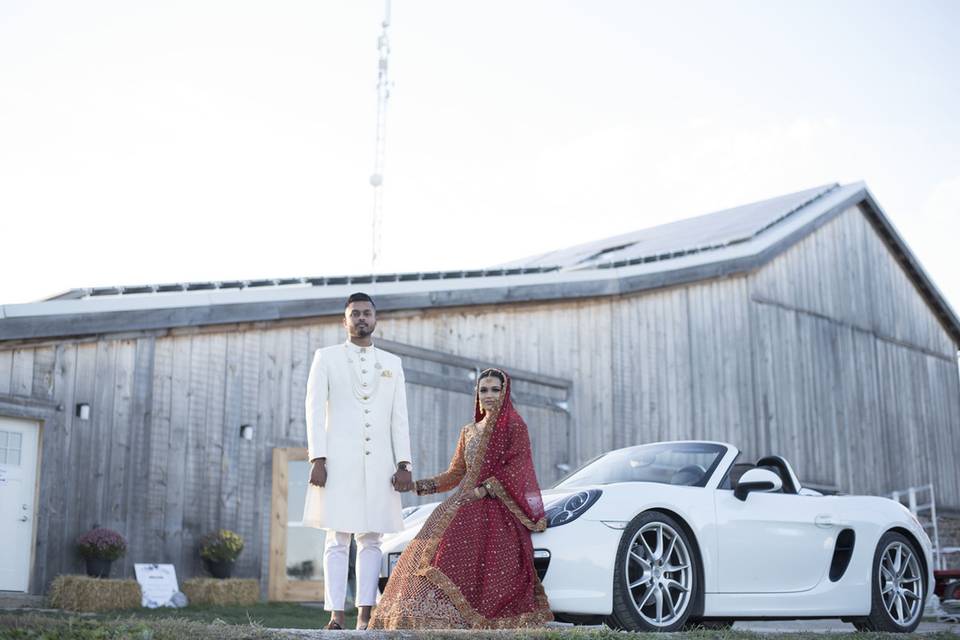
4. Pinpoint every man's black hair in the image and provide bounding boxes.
[345,292,376,309]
